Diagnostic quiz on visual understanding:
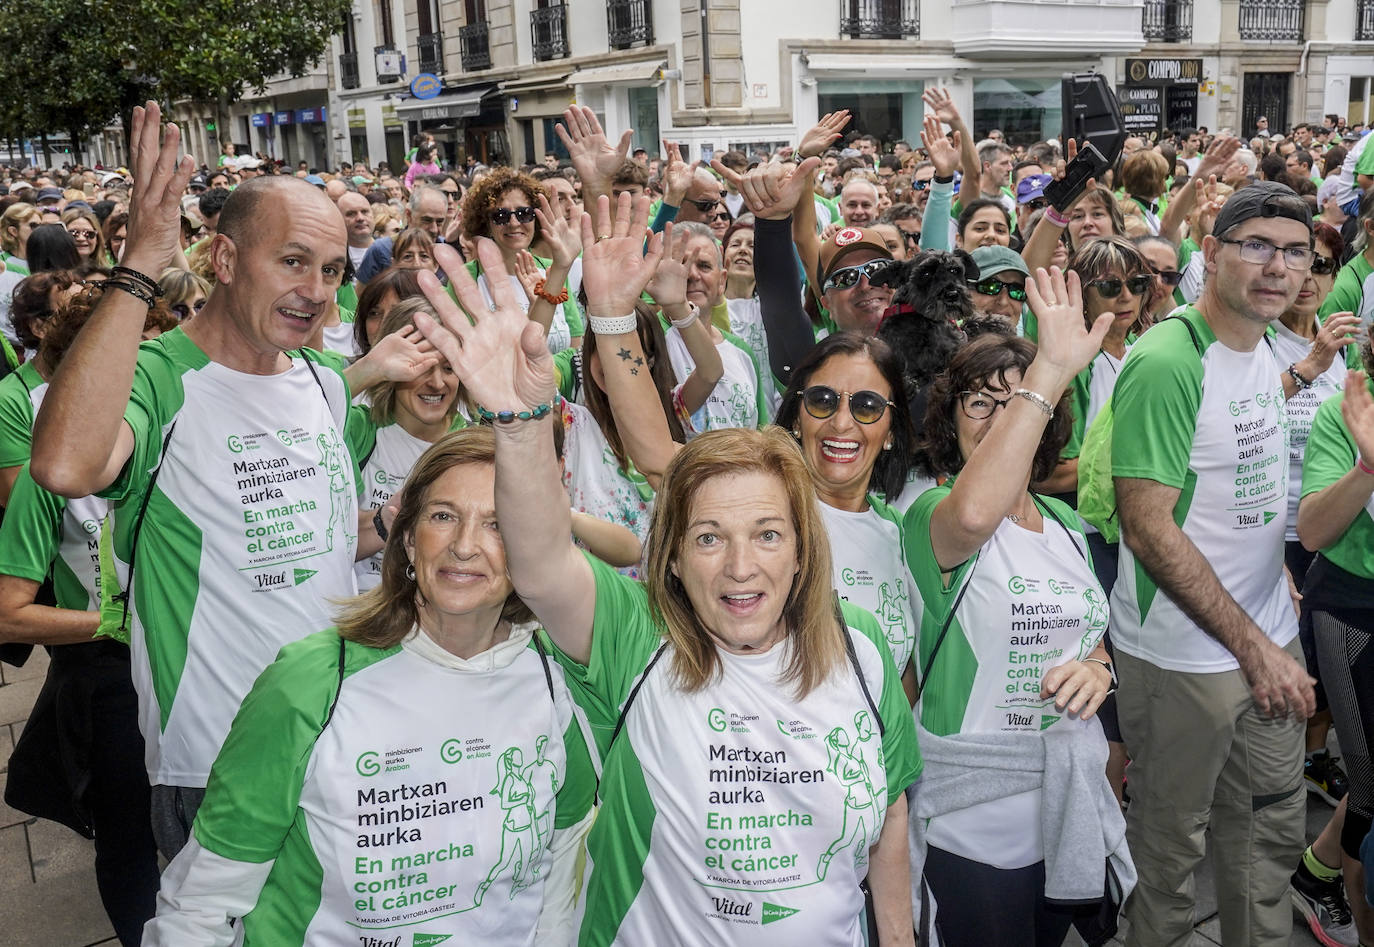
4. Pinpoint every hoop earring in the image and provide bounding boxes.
[405,564,416,581]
